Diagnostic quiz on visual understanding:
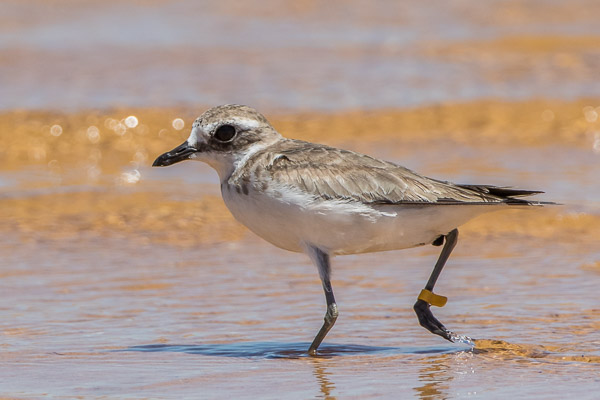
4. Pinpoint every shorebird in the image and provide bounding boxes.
[153,104,550,355]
